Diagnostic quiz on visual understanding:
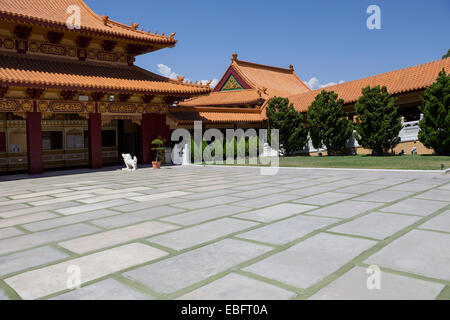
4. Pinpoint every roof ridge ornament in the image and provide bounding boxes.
[231,53,238,61]
[101,15,109,26]
[170,32,176,38]
[131,22,139,31]
[289,64,295,71]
